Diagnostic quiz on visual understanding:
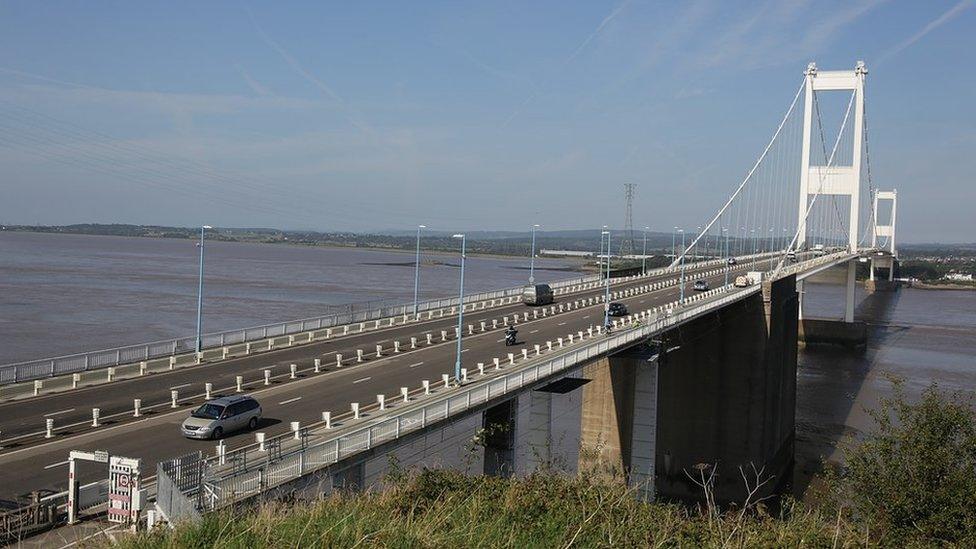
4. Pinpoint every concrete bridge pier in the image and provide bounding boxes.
[653,274,798,505]
[866,255,898,292]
